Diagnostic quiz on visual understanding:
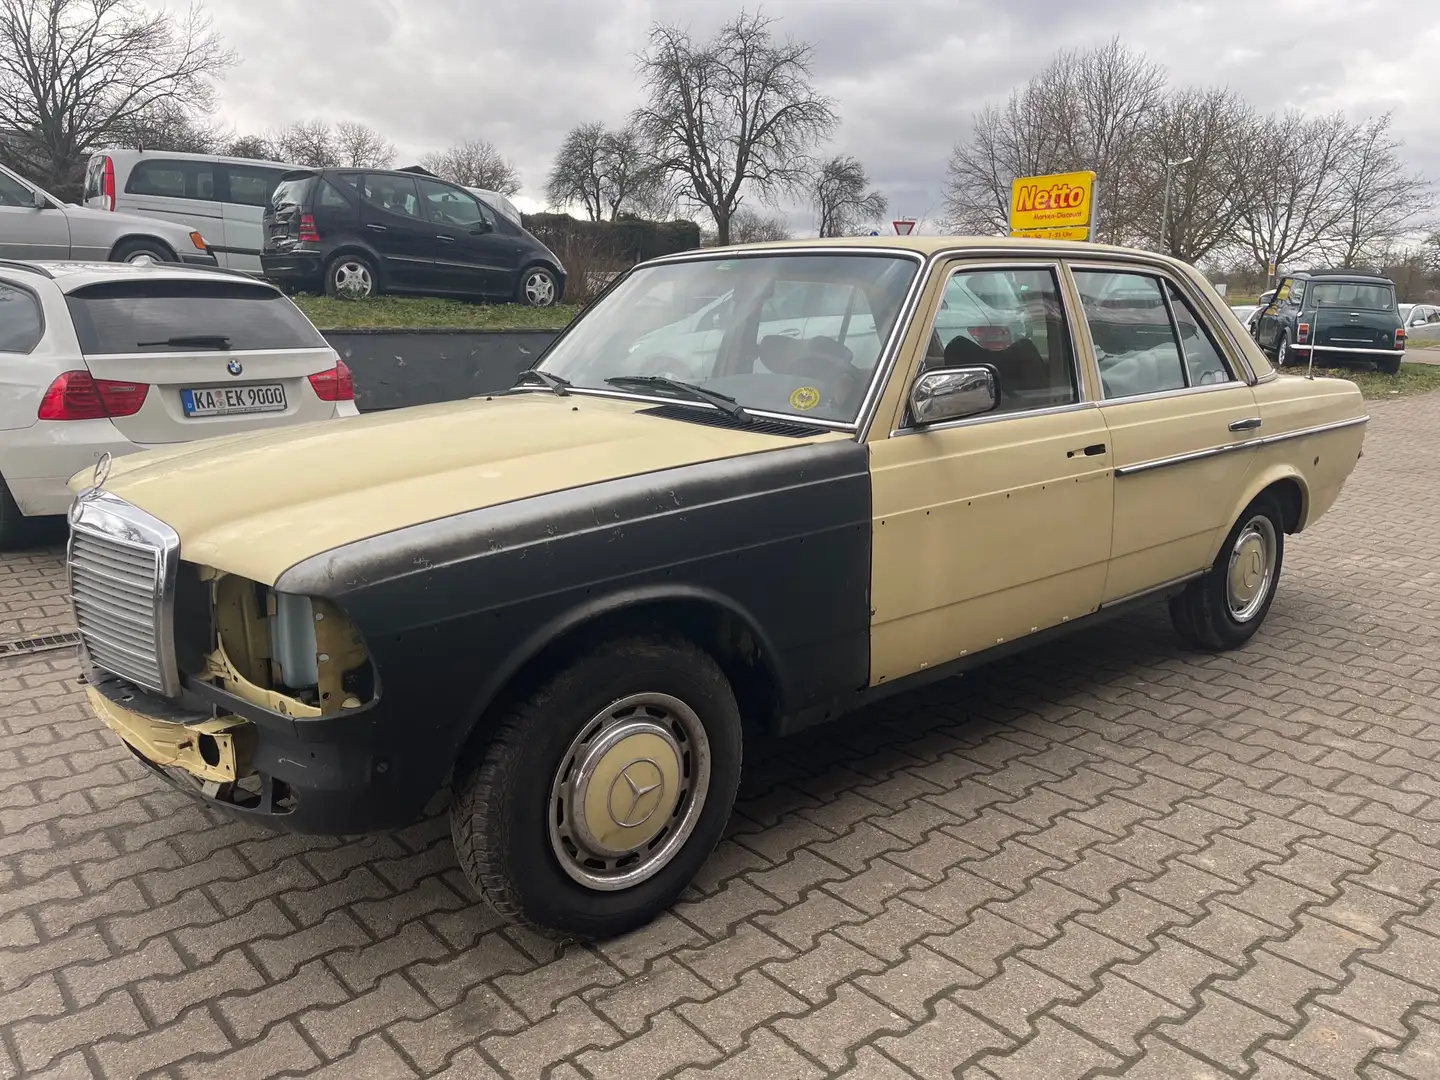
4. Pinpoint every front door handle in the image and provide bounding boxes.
[435,234,455,243]
[1067,443,1107,458]
[1229,417,1263,432]
[366,223,387,232]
